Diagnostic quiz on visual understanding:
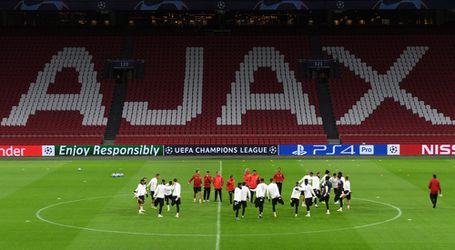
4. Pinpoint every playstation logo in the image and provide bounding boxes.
[292,145,307,156]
